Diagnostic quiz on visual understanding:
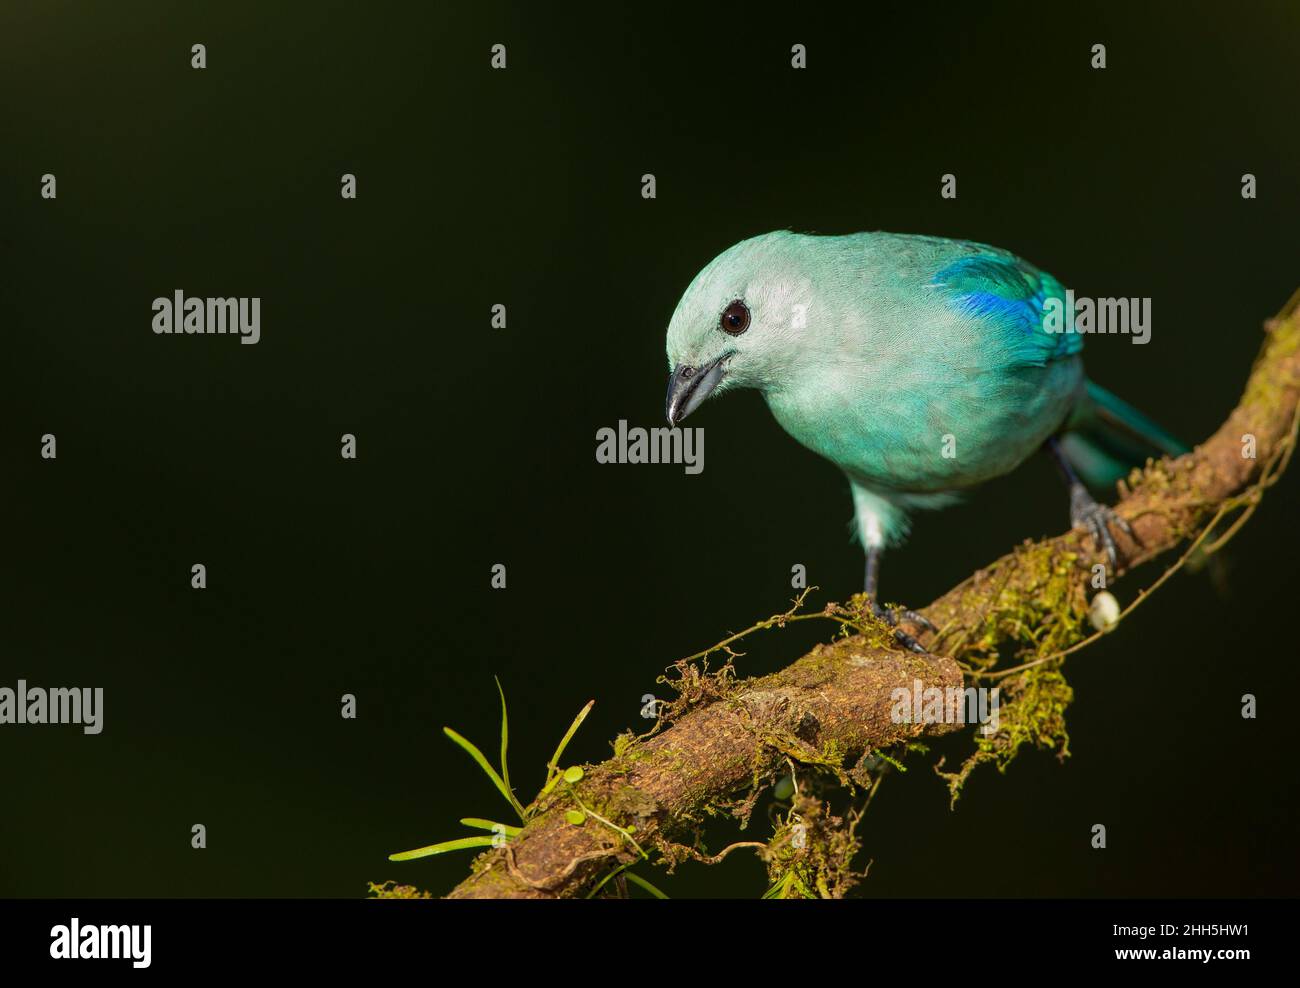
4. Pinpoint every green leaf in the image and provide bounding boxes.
[388,835,495,861]
[624,872,670,899]
[565,810,586,826]
[542,700,595,796]
[586,863,630,898]
[443,726,526,821]
[494,676,516,814]
[587,864,669,899]
[563,766,584,784]
[459,818,521,836]
[773,774,795,801]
